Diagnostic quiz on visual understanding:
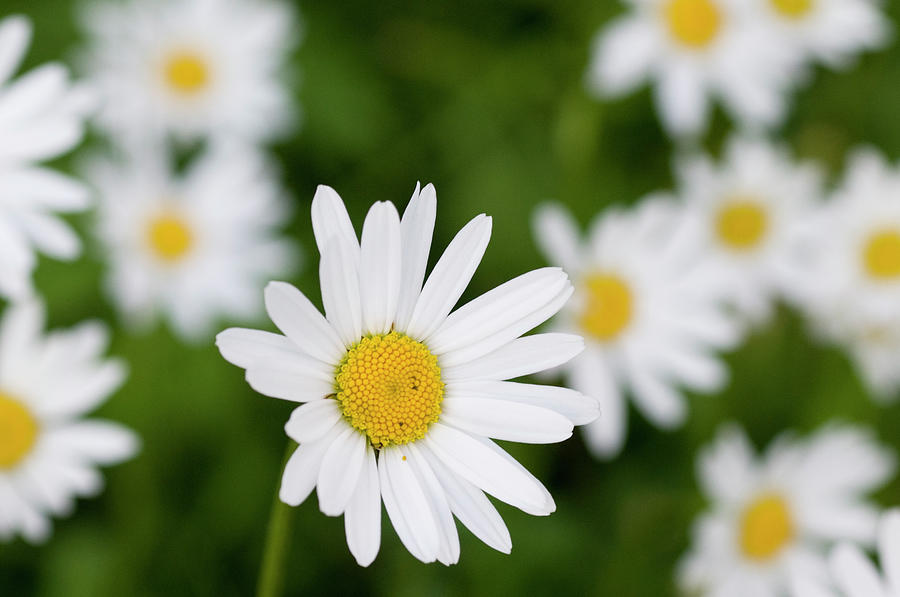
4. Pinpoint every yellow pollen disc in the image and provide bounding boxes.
[664,0,722,48]
[770,0,814,19]
[715,199,769,251]
[740,494,794,561]
[335,332,444,448]
[146,211,194,262]
[579,273,633,342]
[863,230,900,280]
[163,51,210,95]
[0,393,39,470]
